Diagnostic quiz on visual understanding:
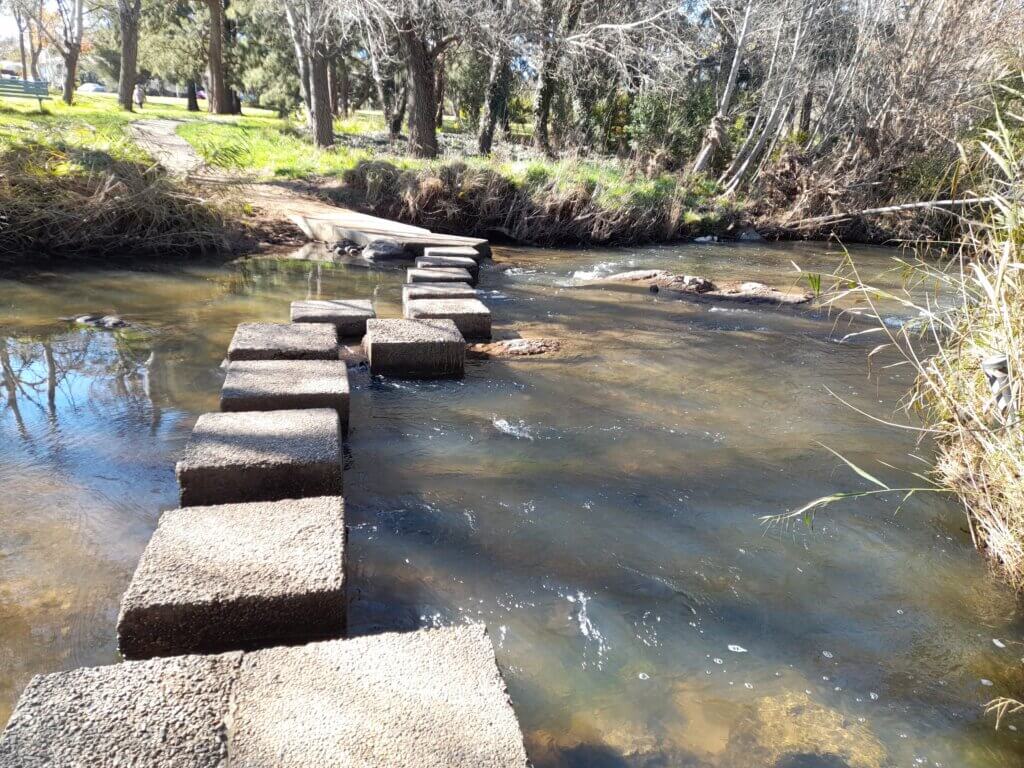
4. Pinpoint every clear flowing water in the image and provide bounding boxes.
[0,241,1021,767]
